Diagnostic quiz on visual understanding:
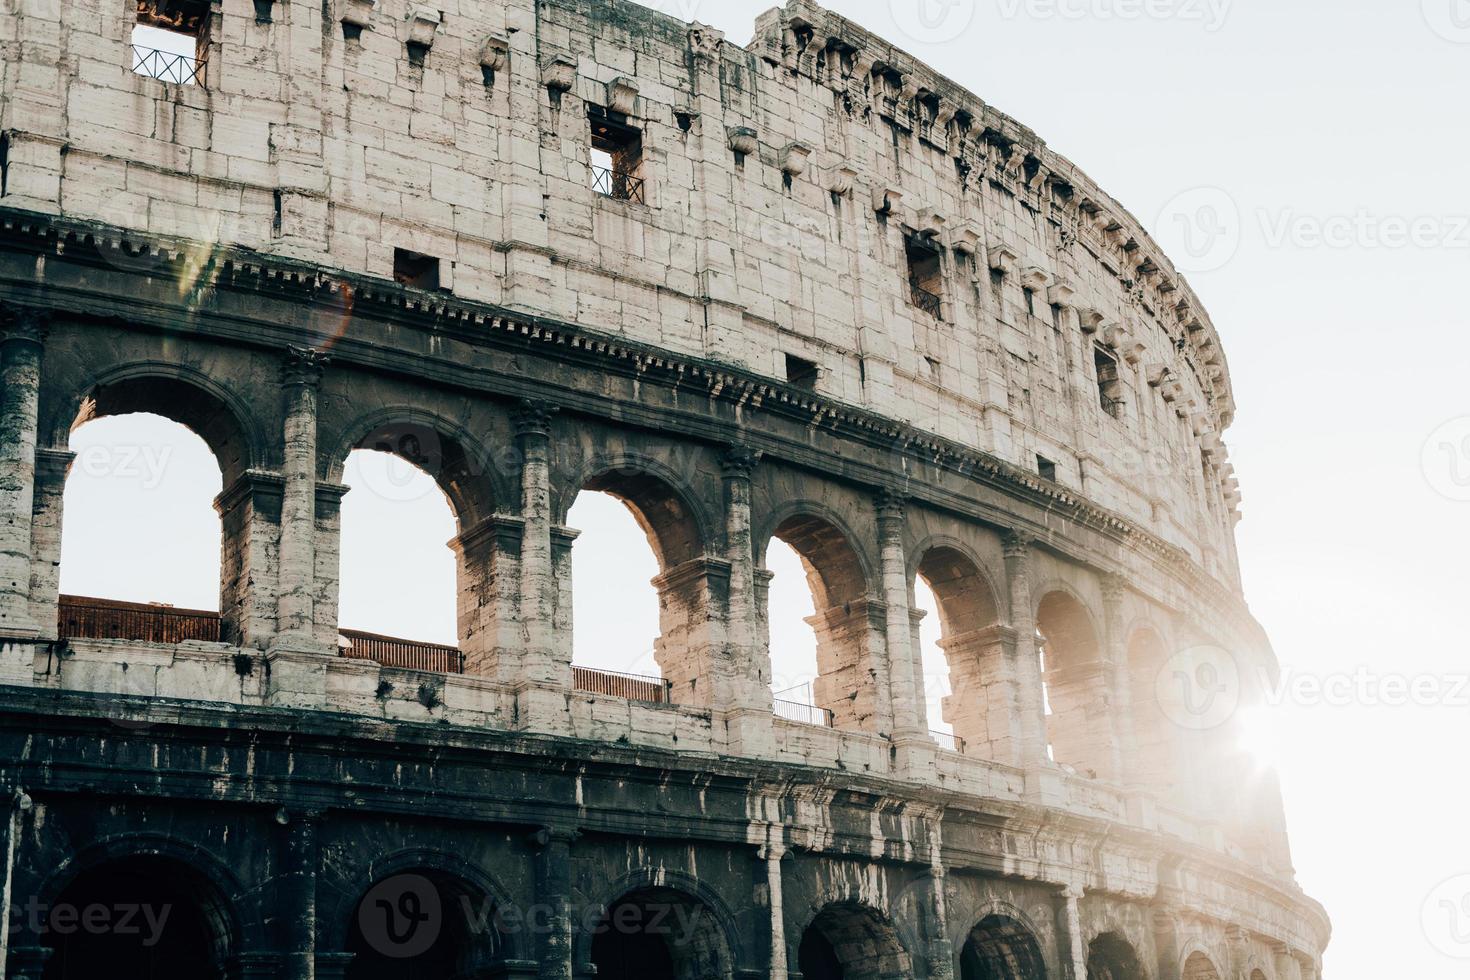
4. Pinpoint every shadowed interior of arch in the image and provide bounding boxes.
[344,868,505,980]
[1182,952,1224,980]
[588,886,731,980]
[959,913,1047,980]
[41,855,234,980]
[795,902,910,980]
[1086,931,1145,980]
